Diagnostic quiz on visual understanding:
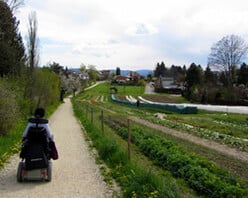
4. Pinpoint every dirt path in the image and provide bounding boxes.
[130,116,248,163]
[0,98,114,198]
